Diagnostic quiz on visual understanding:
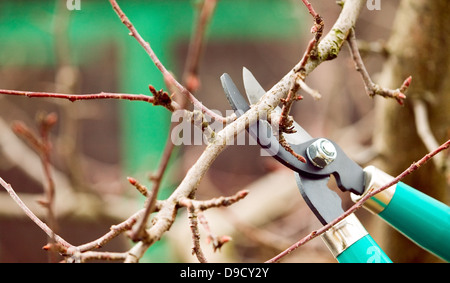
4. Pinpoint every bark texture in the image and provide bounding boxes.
[374,0,450,262]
